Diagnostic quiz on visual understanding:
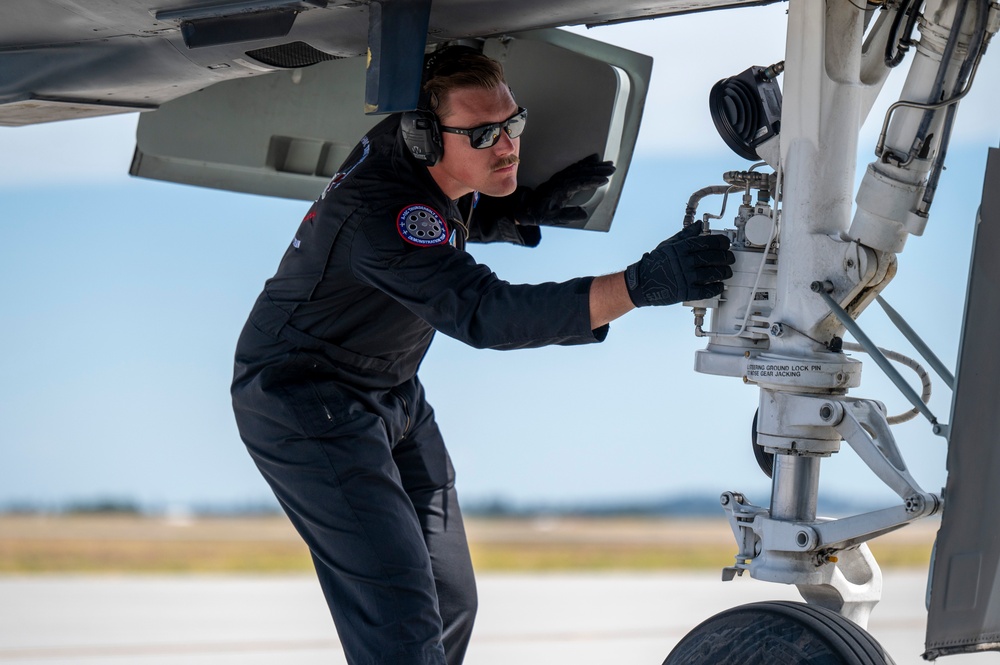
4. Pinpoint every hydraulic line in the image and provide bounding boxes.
[920,0,992,212]
[683,185,740,226]
[904,0,969,166]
